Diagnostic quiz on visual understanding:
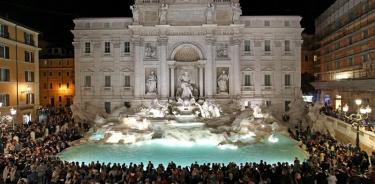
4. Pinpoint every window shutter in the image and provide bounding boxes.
[26,94,29,104]
[0,46,4,58]
[6,69,9,81]
[25,71,28,82]
[31,72,35,82]
[5,46,9,59]
[5,94,9,106]
[32,94,35,104]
